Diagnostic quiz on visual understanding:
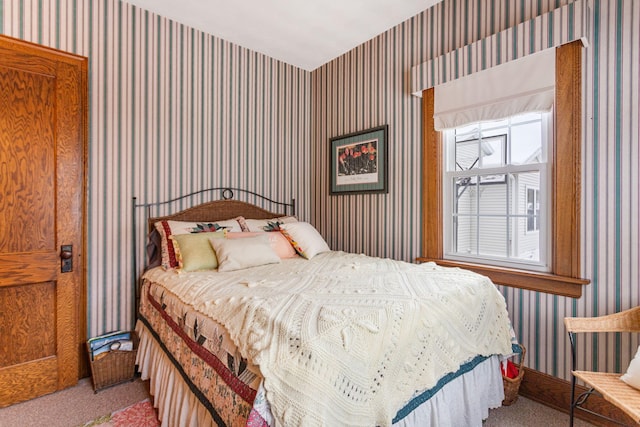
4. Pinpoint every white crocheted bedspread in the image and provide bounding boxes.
[143,251,513,427]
